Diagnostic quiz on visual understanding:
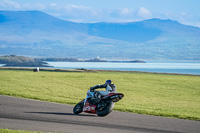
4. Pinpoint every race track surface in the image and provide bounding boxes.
[0,95,200,133]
